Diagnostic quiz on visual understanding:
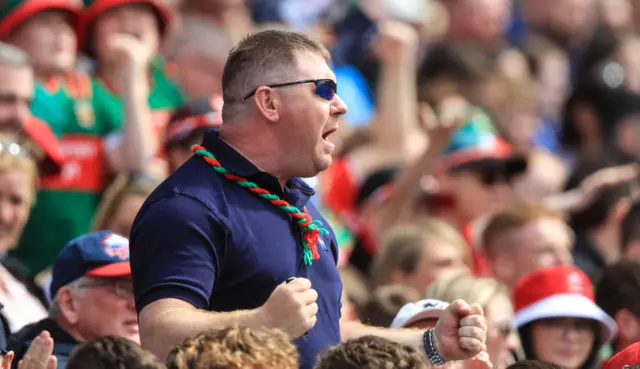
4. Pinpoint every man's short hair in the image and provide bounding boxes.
[481,203,566,258]
[314,336,428,369]
[595,260,640,318]
[166,326,298,369]
[0,42,29,68]
[359,284,421,327]
[67,336,164,369]
[220,30,331,121]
